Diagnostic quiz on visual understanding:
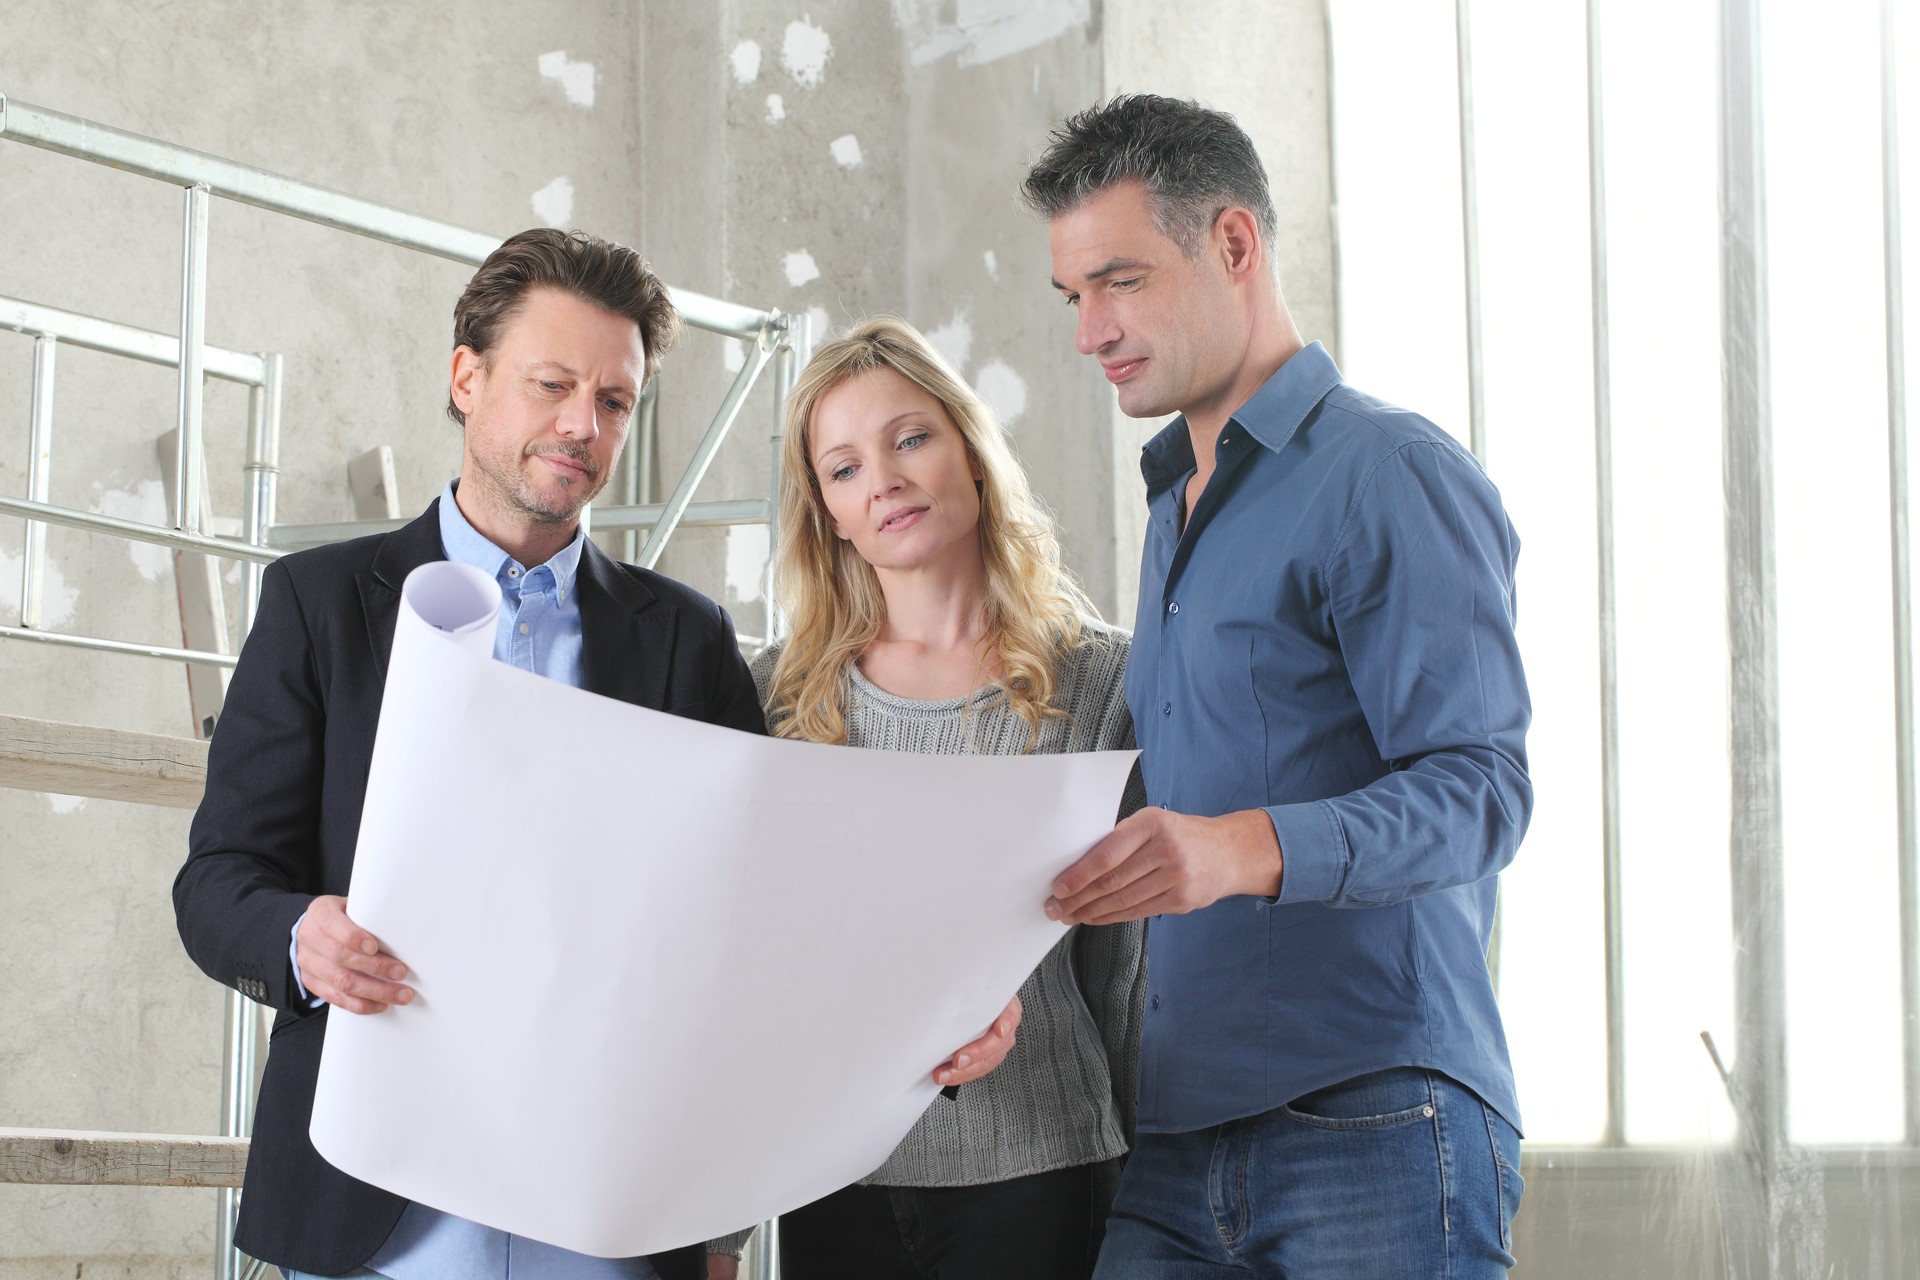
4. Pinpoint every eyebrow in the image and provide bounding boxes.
[1050,257,1152,292]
